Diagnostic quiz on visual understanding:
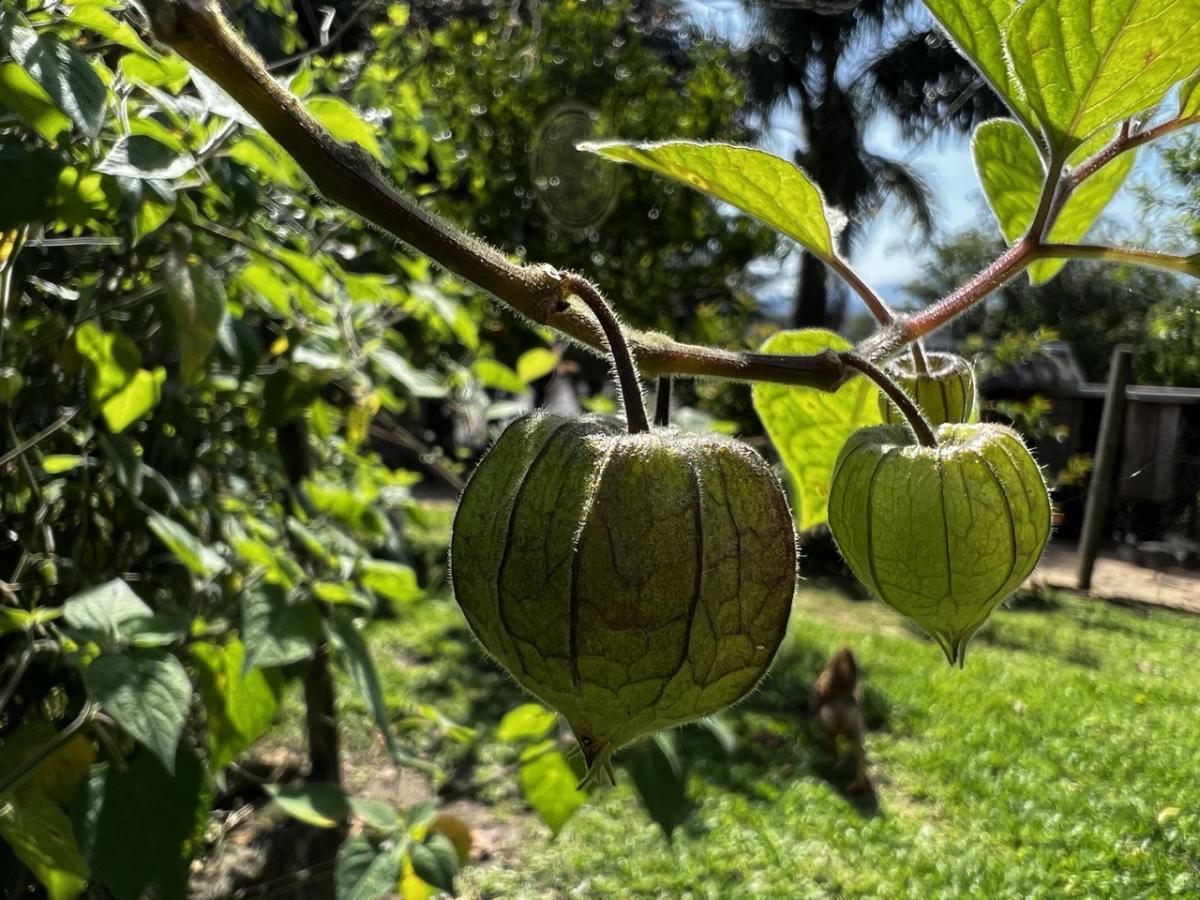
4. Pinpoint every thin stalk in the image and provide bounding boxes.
[0,639,33,715]
[654,375,671,427]
[1037,244,1197,277]
[841,353,937,448]
[560,274,648,434]
[910,341,930,376]
[828,256,895,325]
[0,703,96,798]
